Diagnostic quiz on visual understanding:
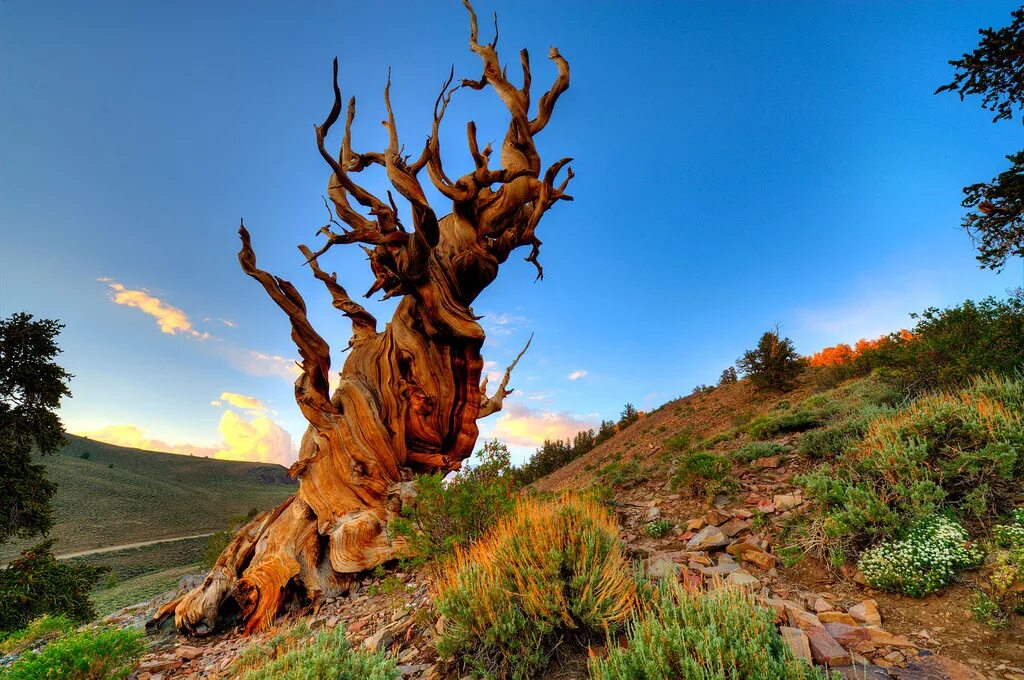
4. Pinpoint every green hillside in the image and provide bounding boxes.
[1,434,296,561]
